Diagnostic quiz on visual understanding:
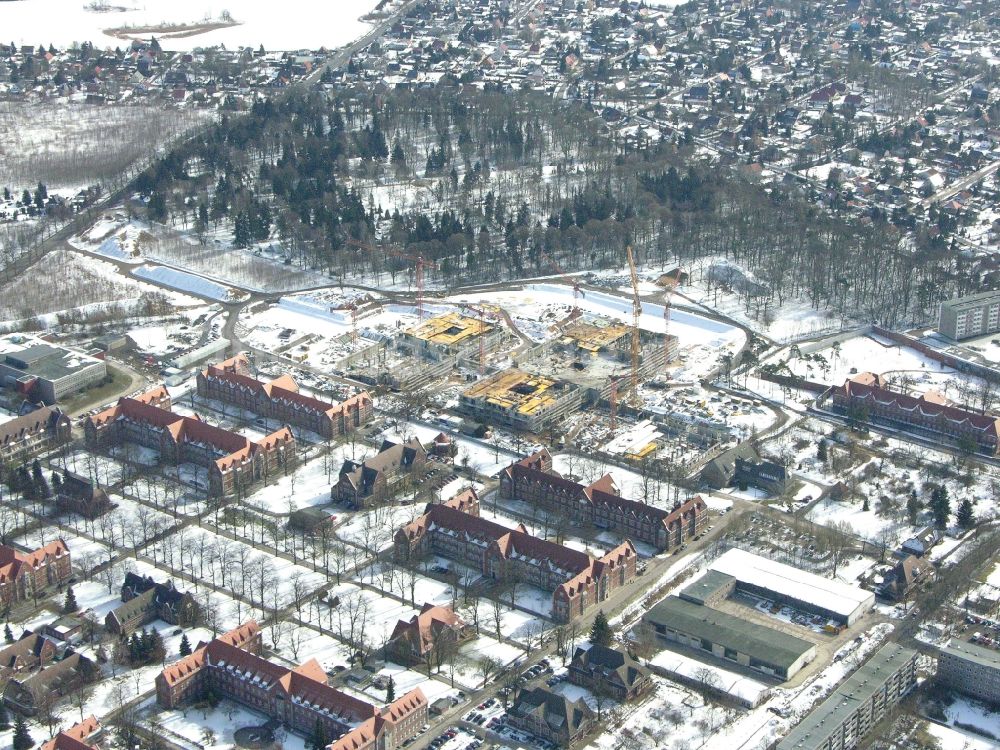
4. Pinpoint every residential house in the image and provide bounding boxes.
[878,555,933,601]
[105,573,199,635]
[387,604,471,665]
[567,645,651,702]
[41,715,103,750]
[288,507,336,535]
[700,442,761,489]
[901,527,942,557]
[508,687,595,747]
[0,632,58,688]
[333,438,427,508]
[3,650,97,715]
